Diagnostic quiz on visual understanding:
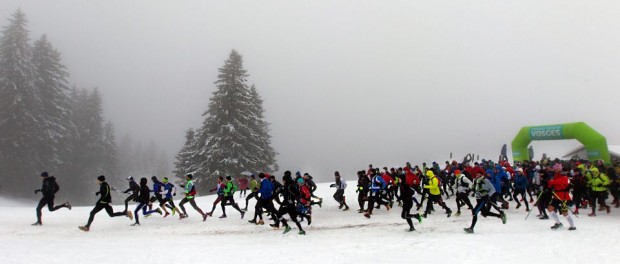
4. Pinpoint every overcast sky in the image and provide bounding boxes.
[2,0,620,181]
